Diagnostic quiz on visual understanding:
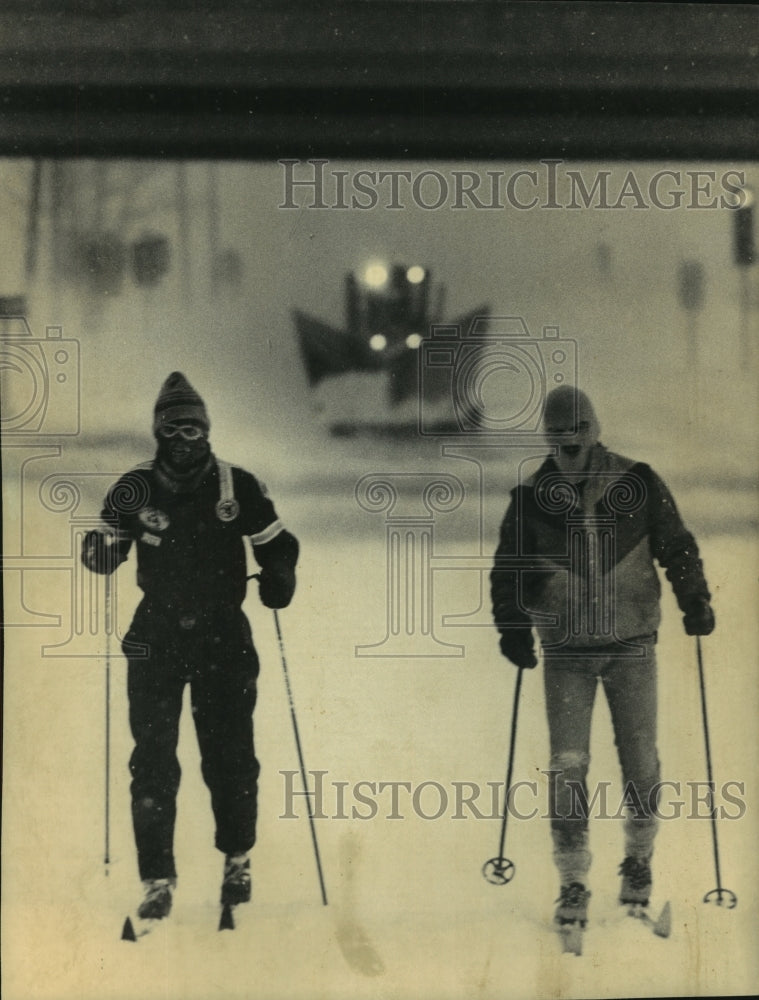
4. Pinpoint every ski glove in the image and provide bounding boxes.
[258,569,296,609]
[683,596,715,636]
[498,630,538,669]
[81,529,128,575]
[253,529,299,609]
